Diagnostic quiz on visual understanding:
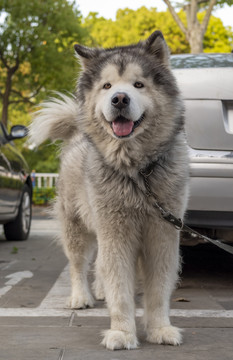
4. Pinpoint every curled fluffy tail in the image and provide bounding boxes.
[29,93,79,146]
